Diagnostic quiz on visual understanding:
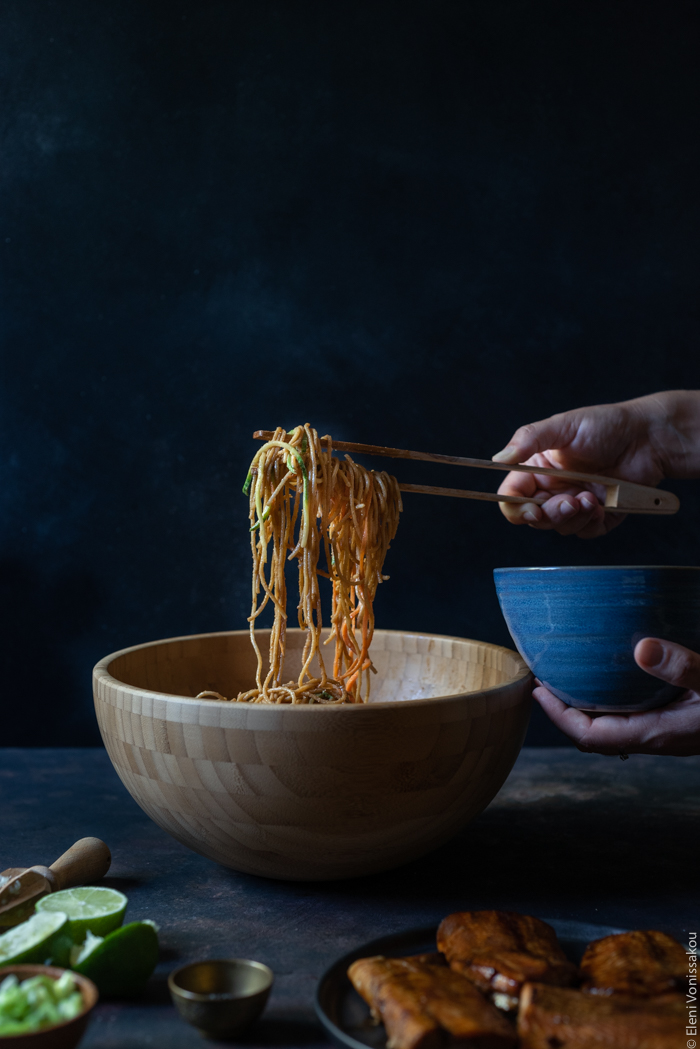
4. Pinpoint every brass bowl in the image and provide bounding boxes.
[168,959,273,1038]
[0,965,98,1049]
